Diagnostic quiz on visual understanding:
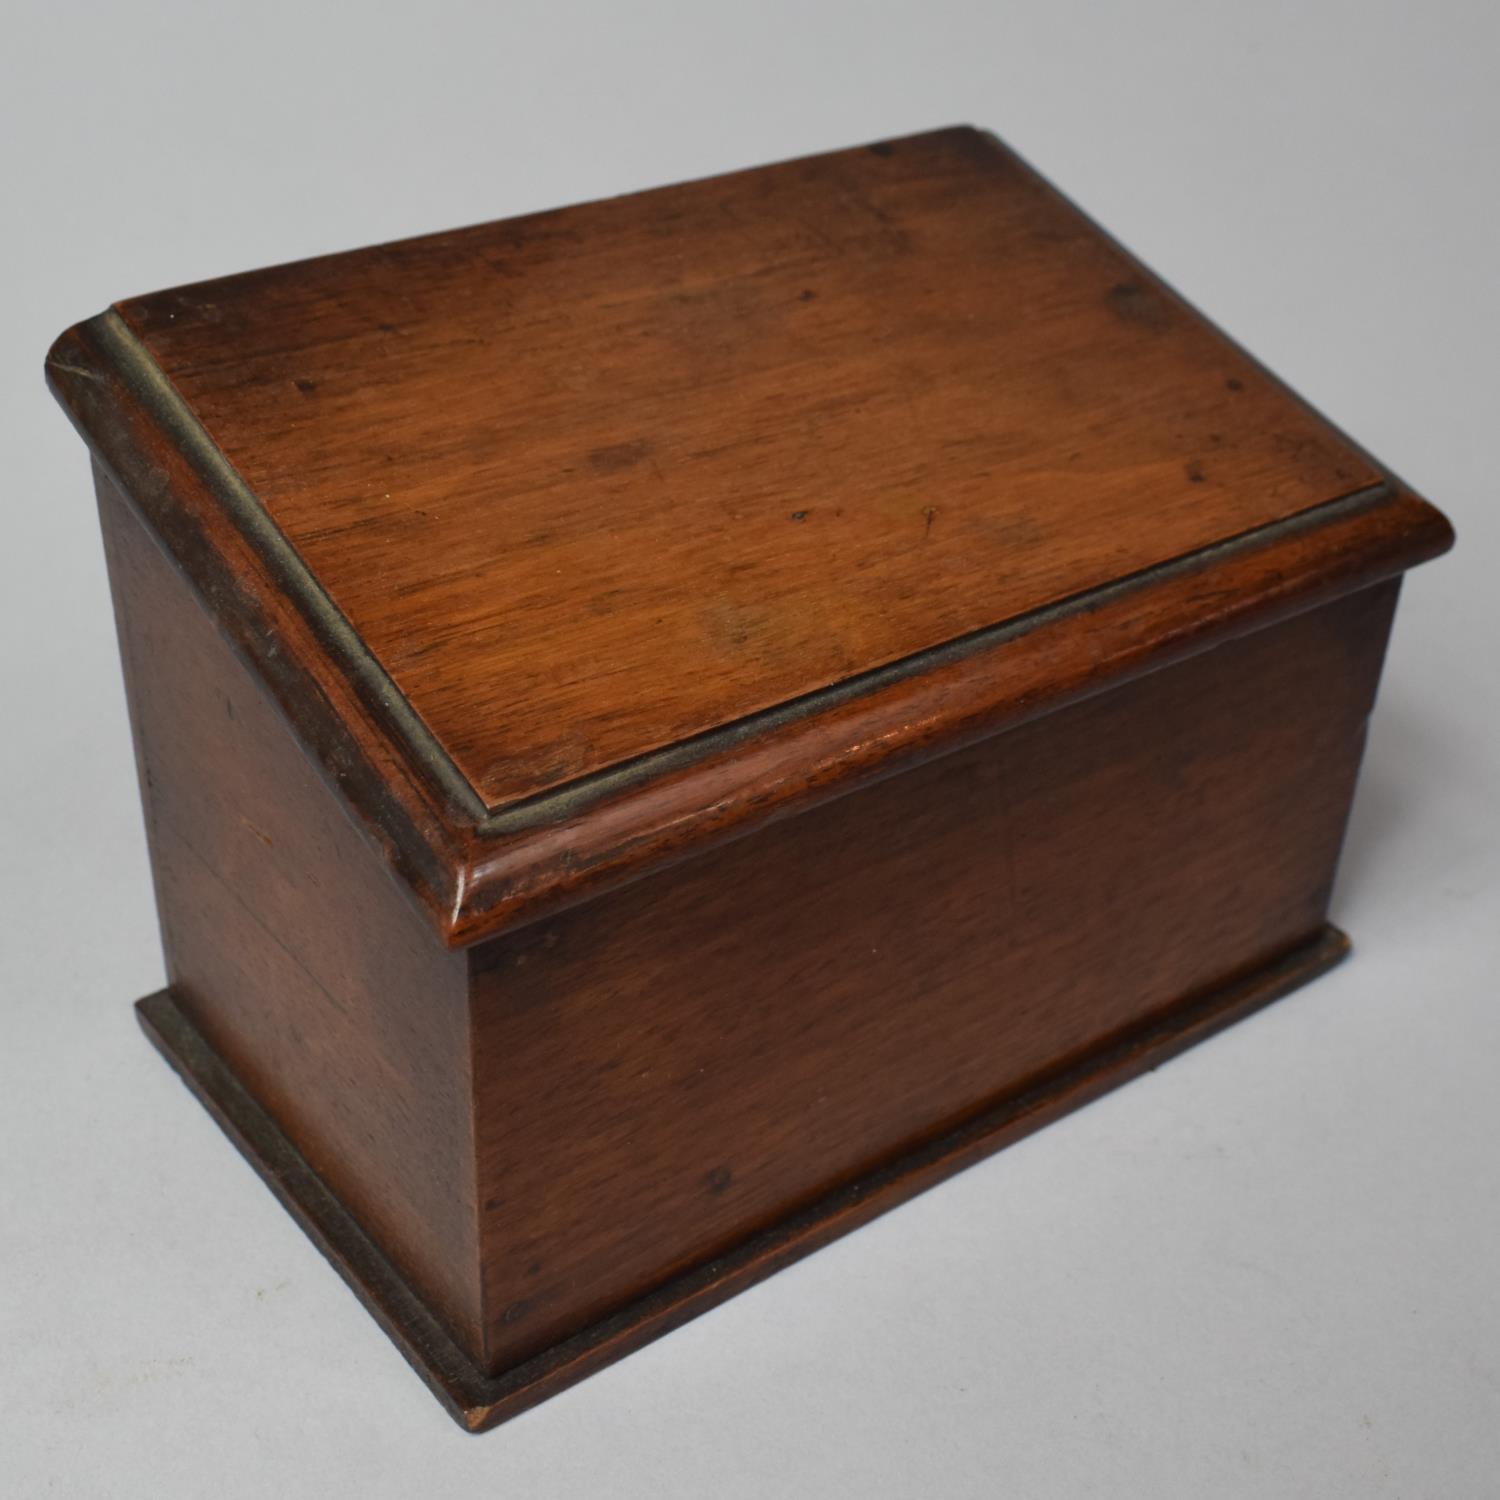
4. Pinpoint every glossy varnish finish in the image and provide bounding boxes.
[49,127,1454,1429]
